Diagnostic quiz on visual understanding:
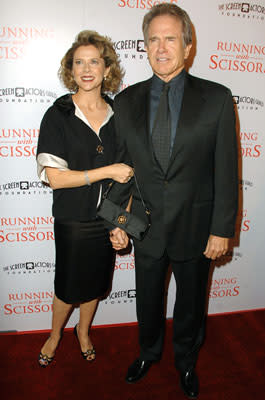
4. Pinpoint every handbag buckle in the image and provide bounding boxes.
[117,215,127,224]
